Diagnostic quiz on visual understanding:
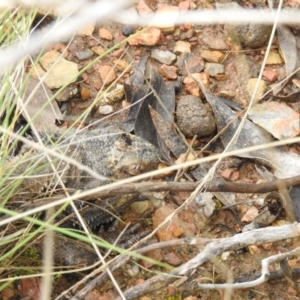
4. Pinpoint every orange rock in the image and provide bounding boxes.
[98,65,116,85]
[183,73,209,97]
[81,87,90,100]
[113,59,130,72]
[99,27,113,41]
[201,49,225,63]
[128,28,161,46]
[158,64,178,80]
[173,227,184,237]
